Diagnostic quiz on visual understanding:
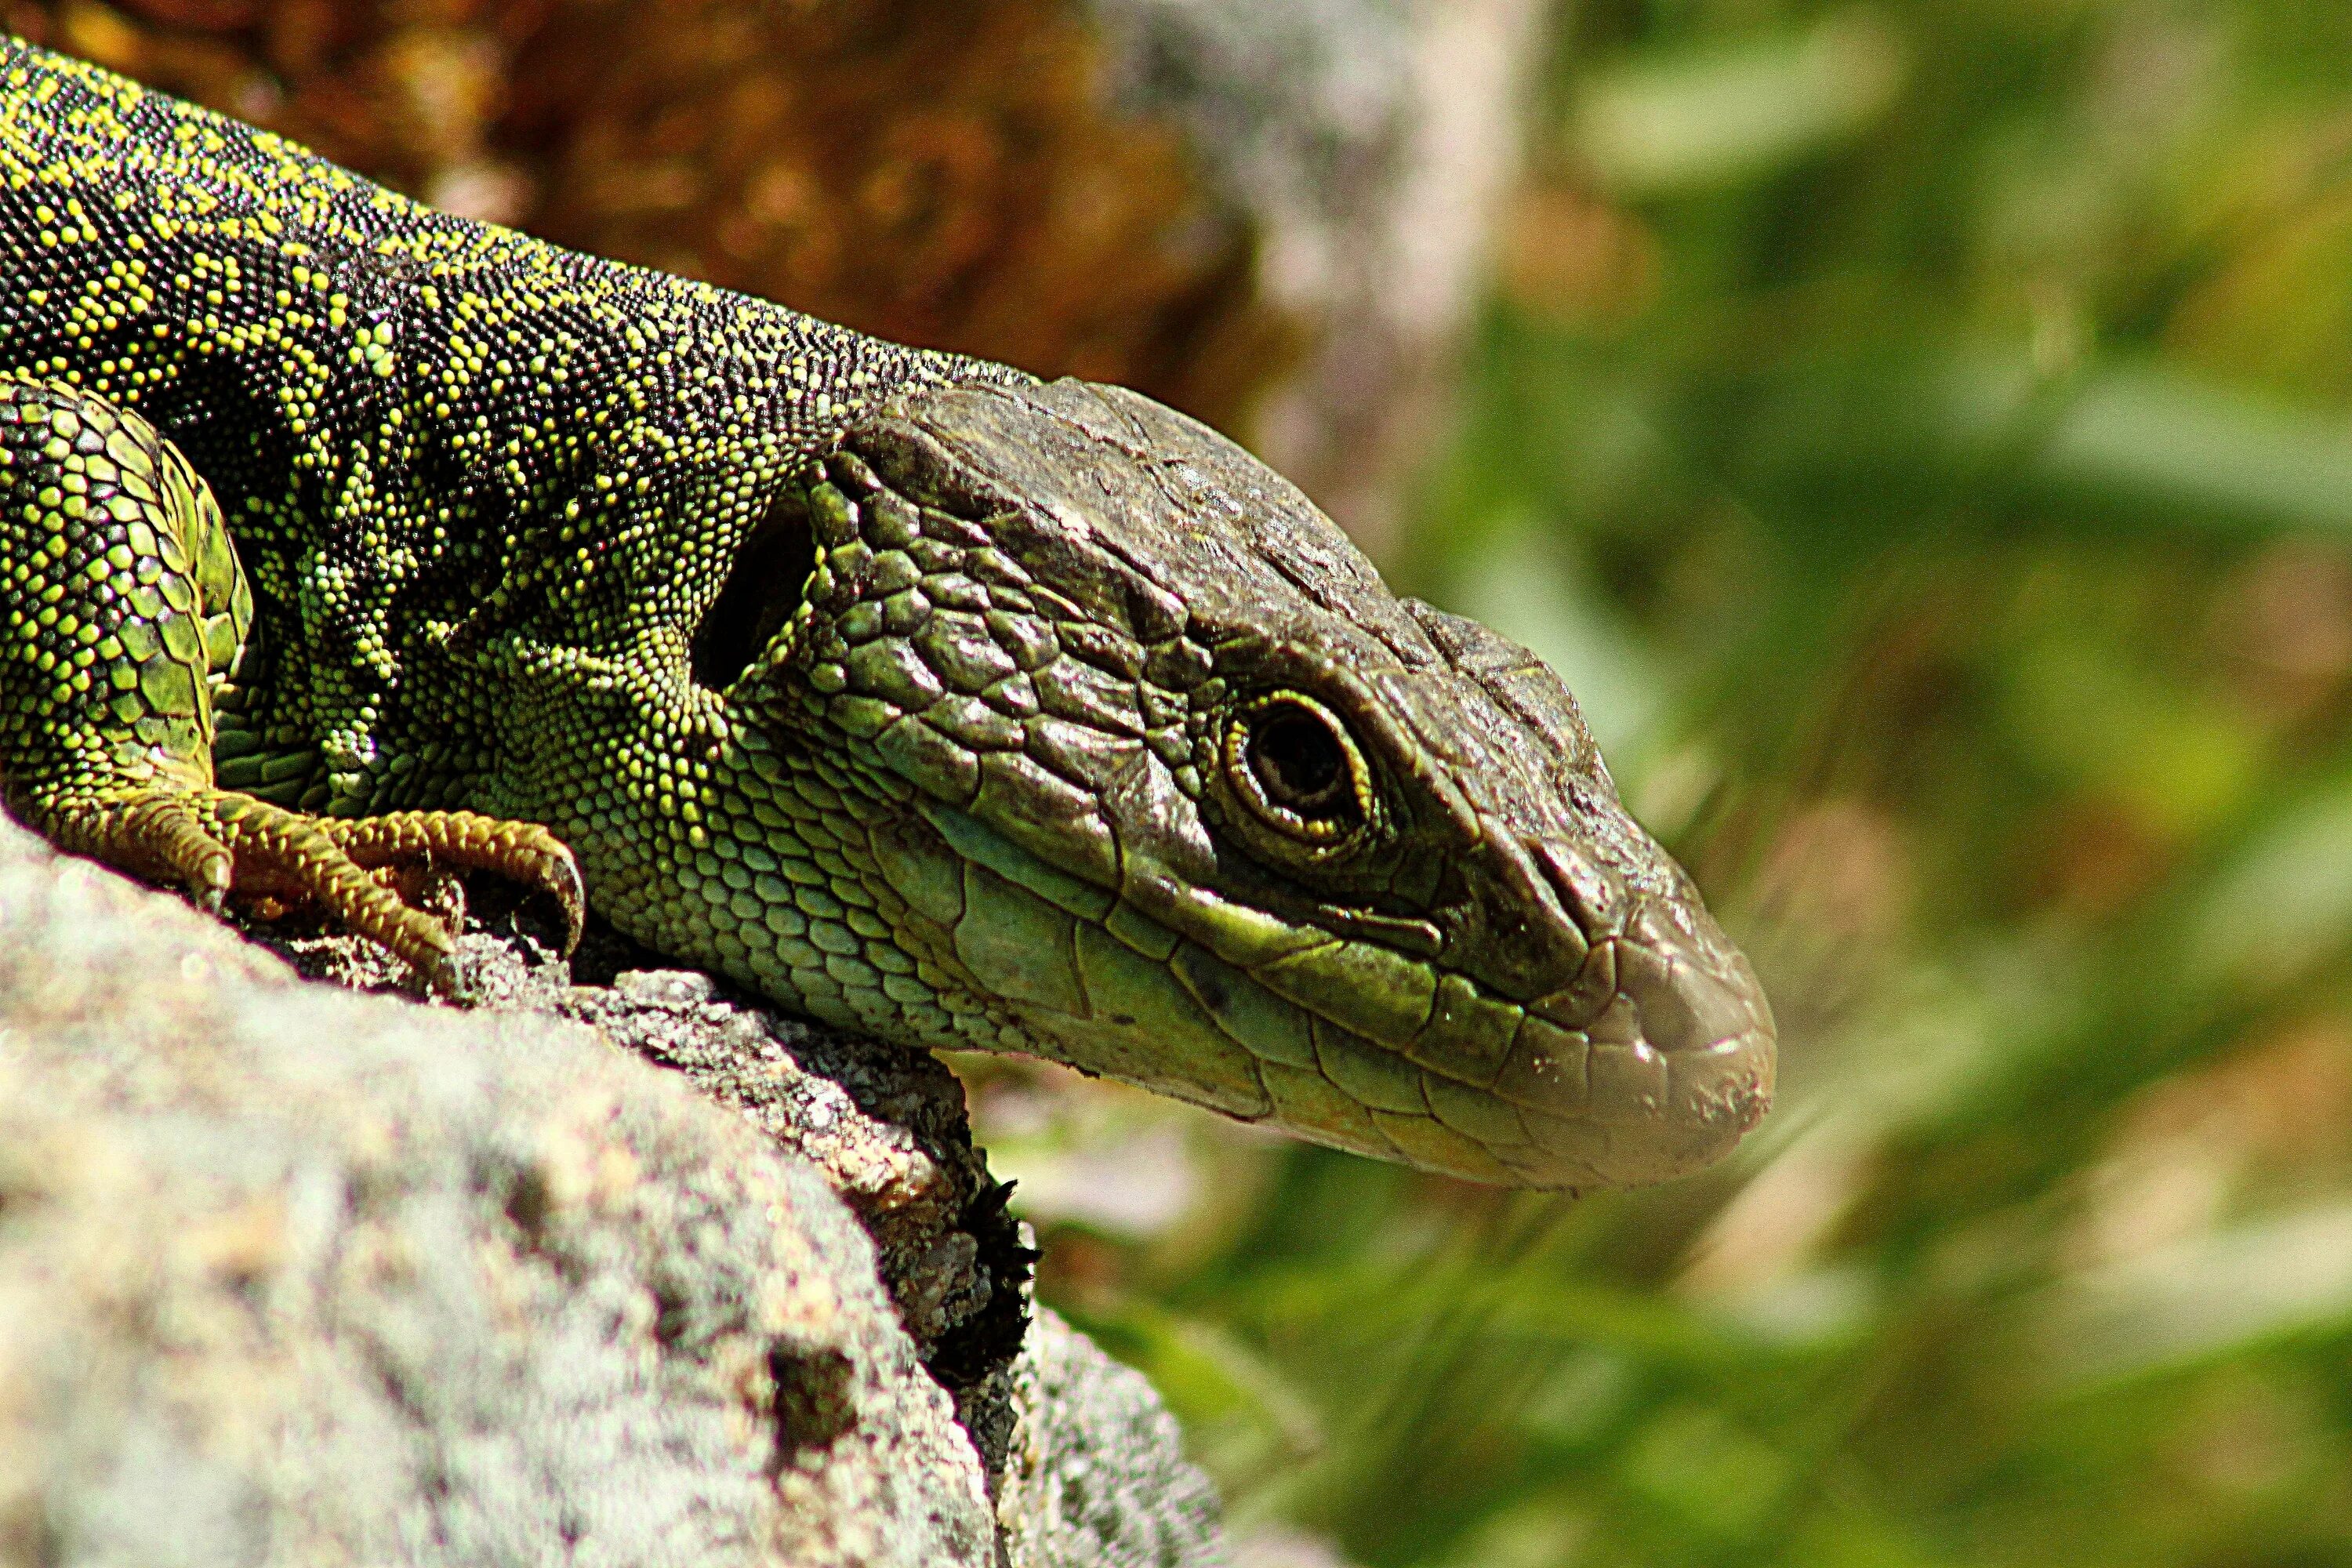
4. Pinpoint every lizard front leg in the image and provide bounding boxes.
[0,378,579,986]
